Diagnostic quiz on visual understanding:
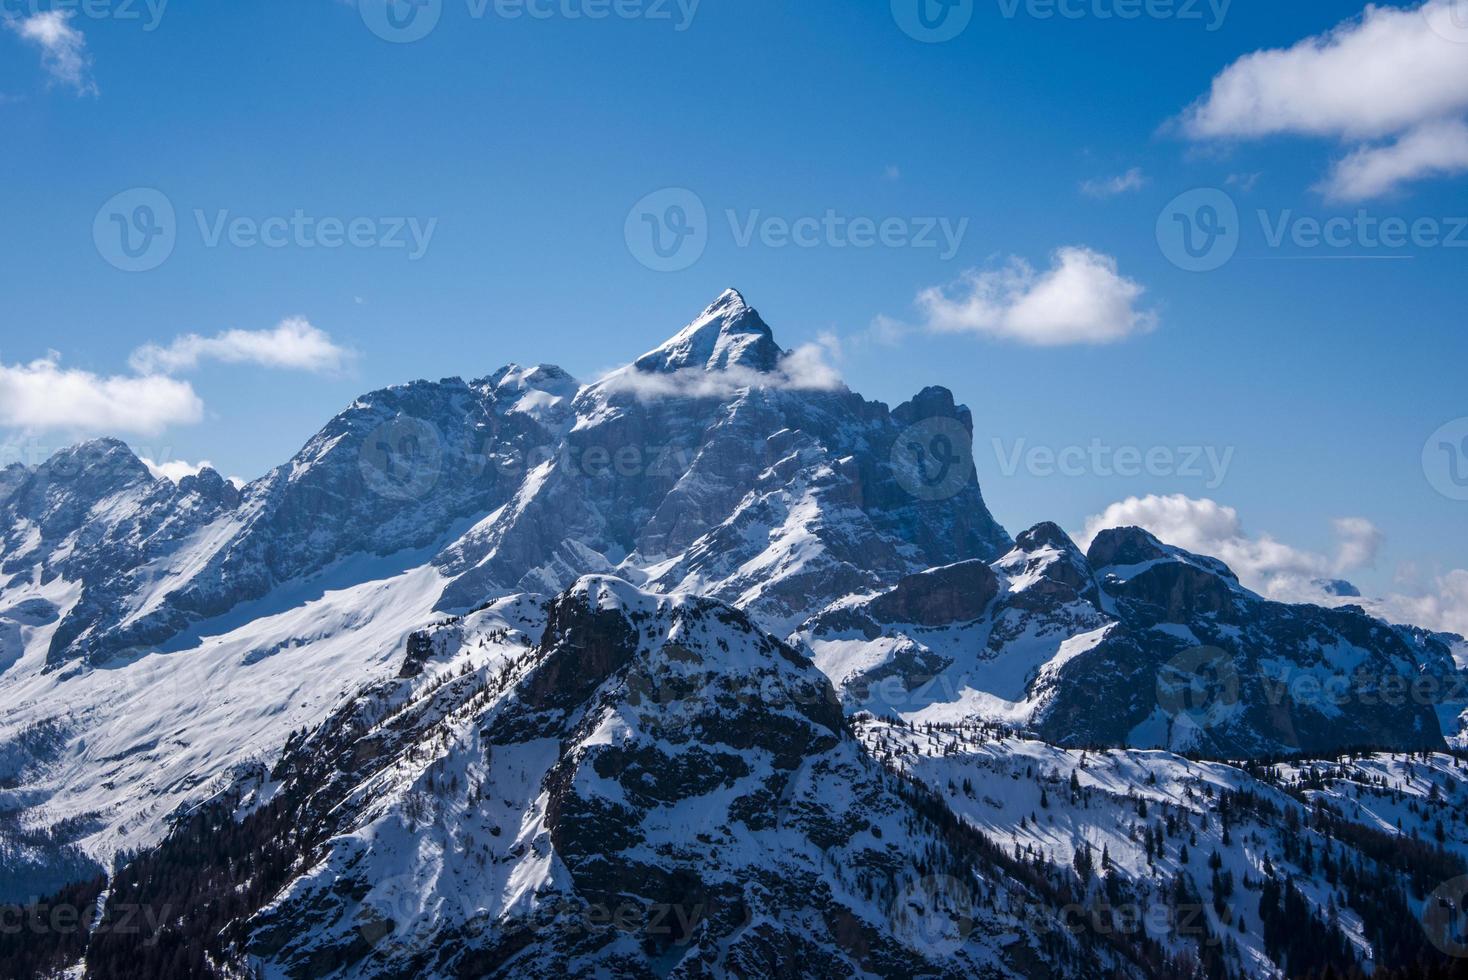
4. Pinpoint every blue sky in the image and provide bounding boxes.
[2,0,1466,626]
